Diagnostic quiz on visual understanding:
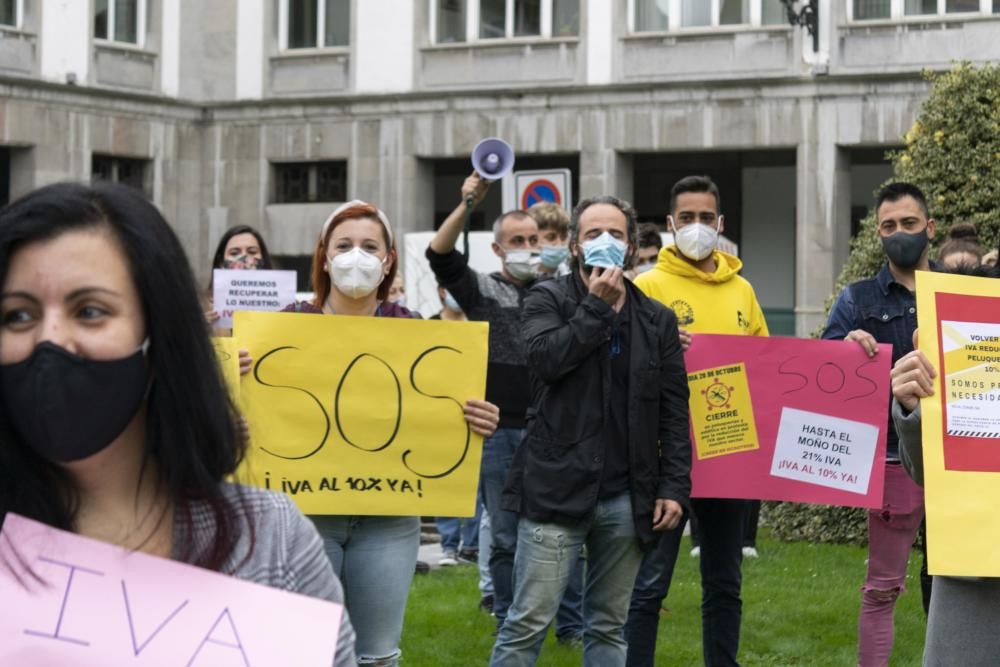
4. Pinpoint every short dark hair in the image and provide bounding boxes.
[670,175,721,214]
[209,225,274,290]
[0,182,248,572]
[492,210,534,243]
[876,182,930,219]
[569,195,638,271]
[637,223,663,250]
